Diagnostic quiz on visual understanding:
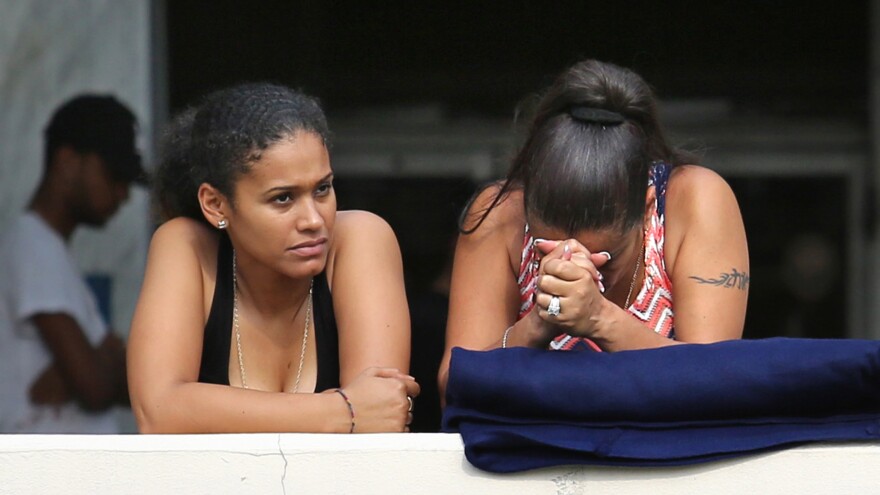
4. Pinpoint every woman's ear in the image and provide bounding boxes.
[198,183,230,229]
